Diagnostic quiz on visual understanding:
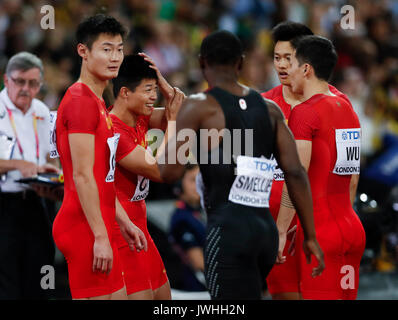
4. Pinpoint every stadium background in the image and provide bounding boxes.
[1,0,398,299]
